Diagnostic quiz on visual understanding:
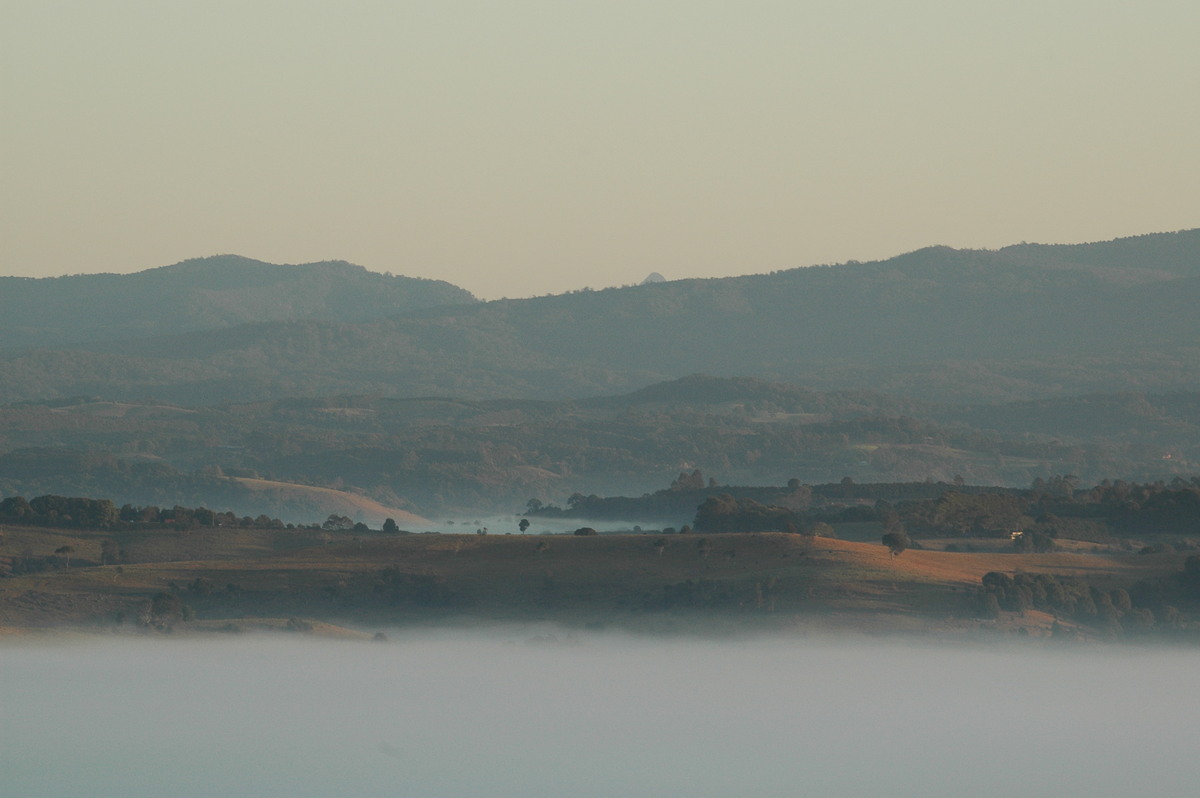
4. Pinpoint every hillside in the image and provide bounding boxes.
[1,376,1198,516]
[0,522,1189,640]
[0,255,477,352]
[2,229,1199,405]
[233,478,430,528]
